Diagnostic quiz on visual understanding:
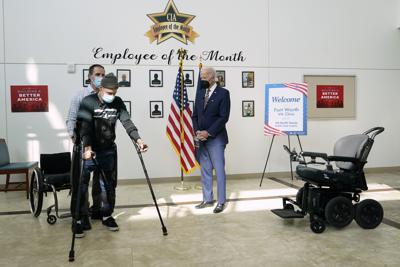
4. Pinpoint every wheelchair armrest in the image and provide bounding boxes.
[301,151,328,161]
[326,155,360,164]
